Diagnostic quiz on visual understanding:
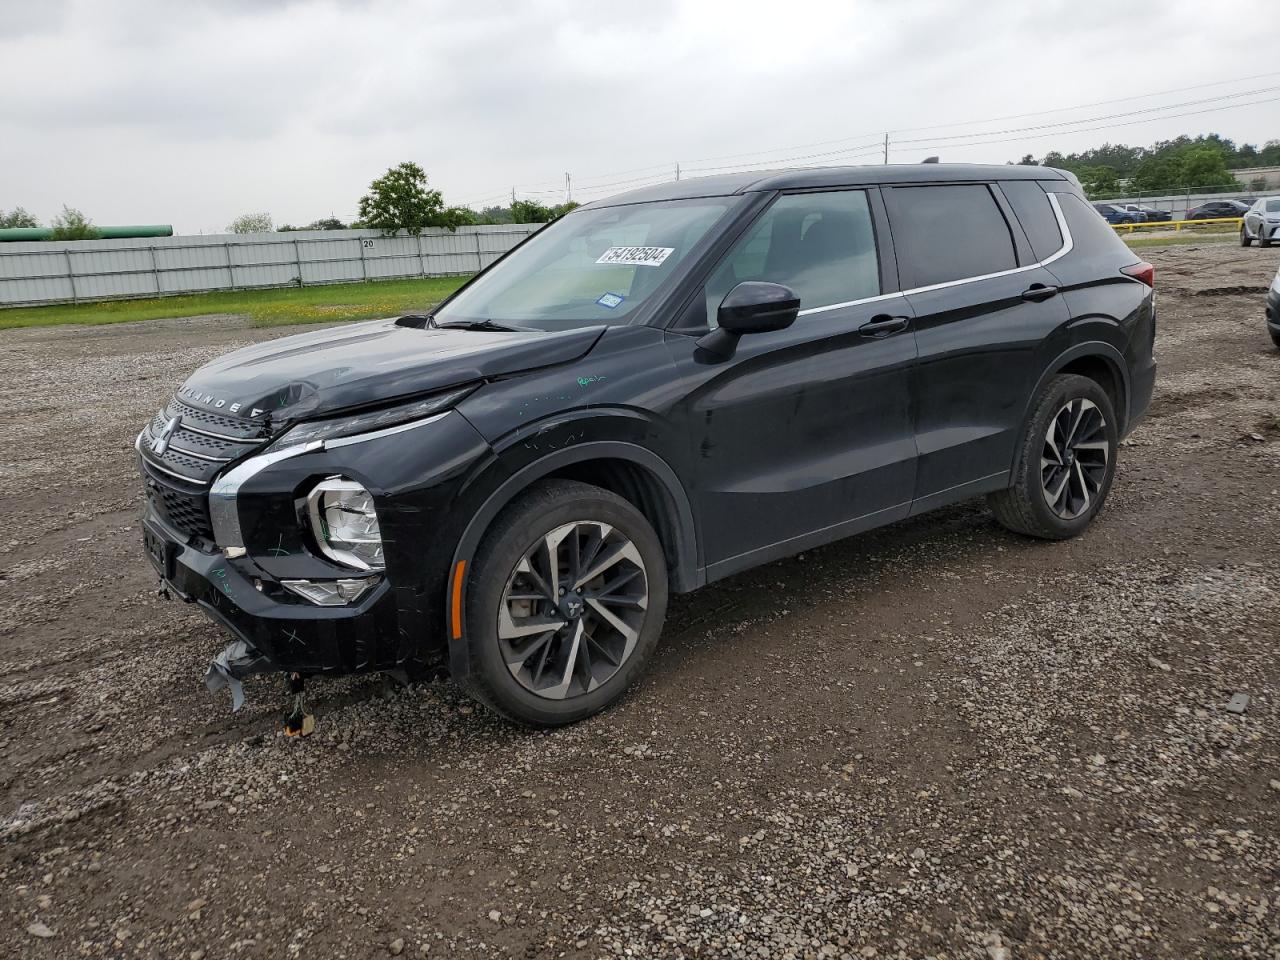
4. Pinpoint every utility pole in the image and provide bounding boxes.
[511,187,516,205]
[883,133,889,164]
[565,172,572,203]
[675,162,681,182]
